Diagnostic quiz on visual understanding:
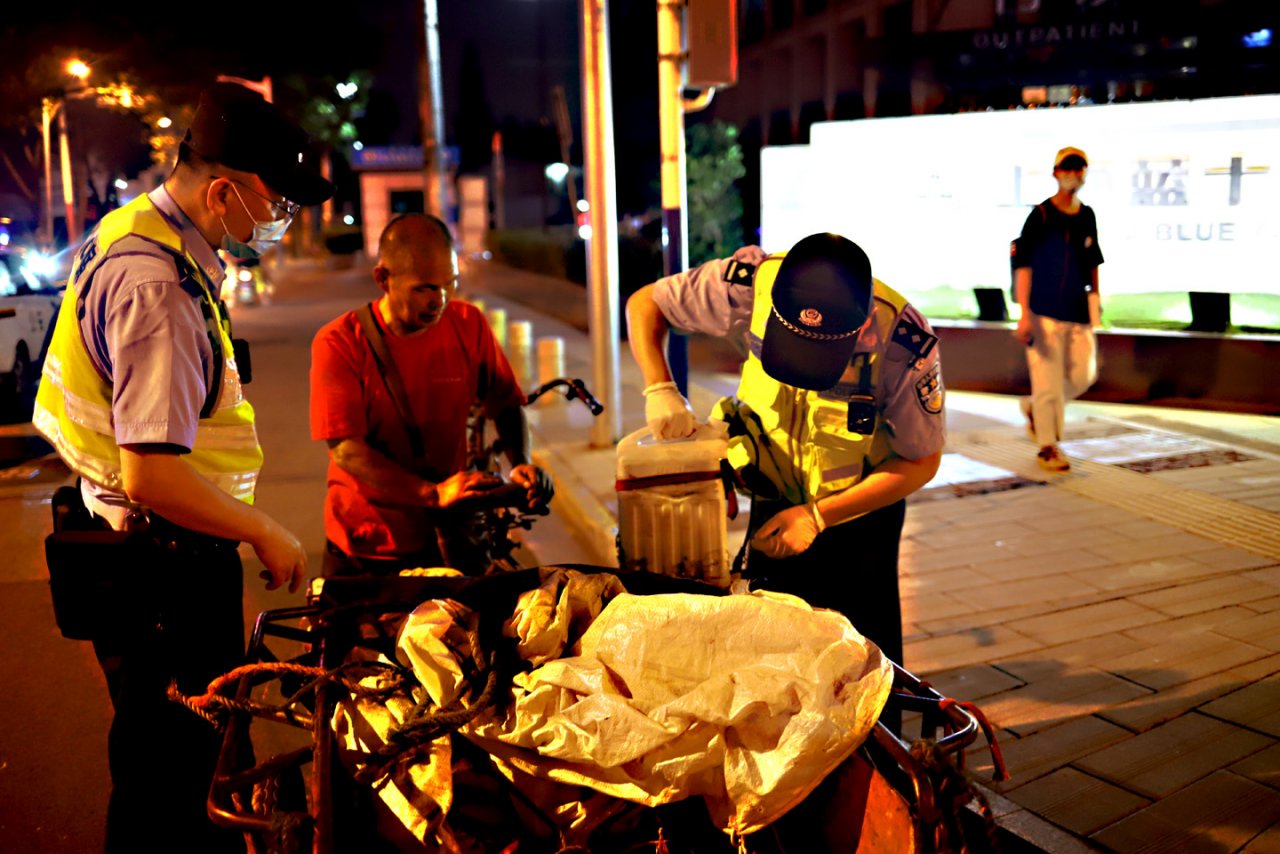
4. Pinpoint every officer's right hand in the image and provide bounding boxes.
[643,381,696,440]
[433,470,503,509]
[252,520,306,593]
